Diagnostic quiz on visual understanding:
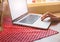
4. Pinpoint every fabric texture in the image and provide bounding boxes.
[0,16,58,42]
